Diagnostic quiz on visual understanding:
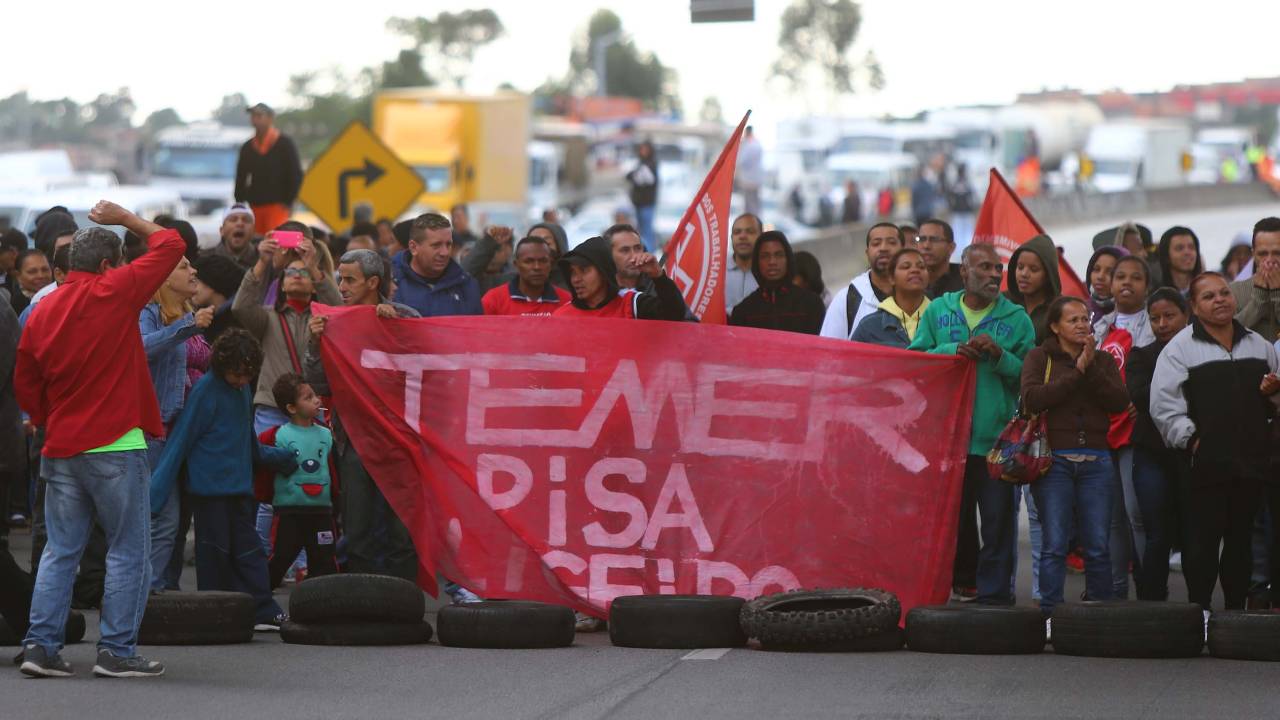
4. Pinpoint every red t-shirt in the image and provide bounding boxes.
[17,229,186,457]
[482,281,570,316]
[1100,326,1135,449]
[552,290,638,319]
